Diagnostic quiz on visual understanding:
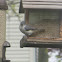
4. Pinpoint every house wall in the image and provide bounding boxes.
[5,0,36,62]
